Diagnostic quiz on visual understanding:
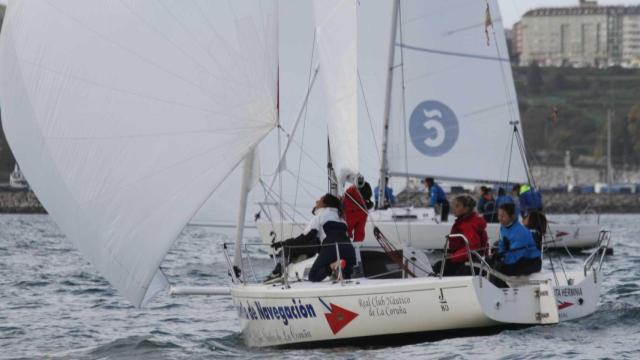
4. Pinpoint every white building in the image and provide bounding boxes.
[516,1,640,67]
